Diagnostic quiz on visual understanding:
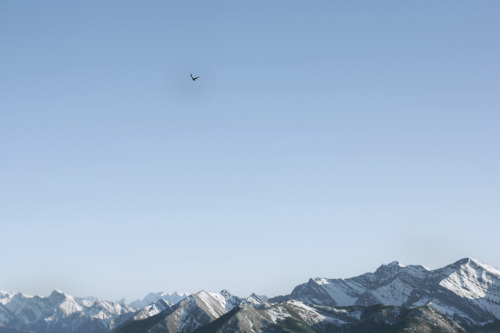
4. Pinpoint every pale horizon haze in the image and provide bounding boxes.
[1,1,499,302]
